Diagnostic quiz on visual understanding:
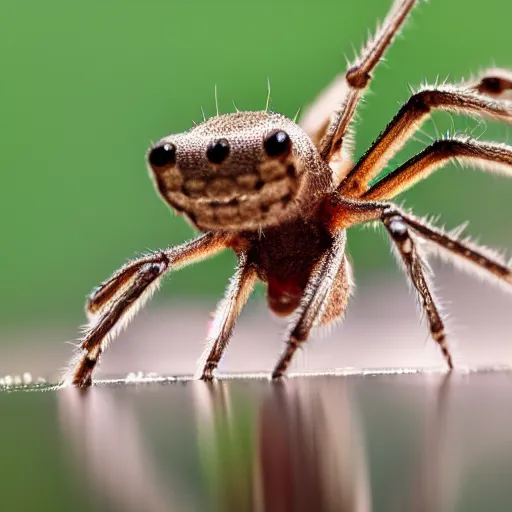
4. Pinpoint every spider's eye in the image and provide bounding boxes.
[264,130,291,157]
[149,143,176,168]
[207,139,230,164]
